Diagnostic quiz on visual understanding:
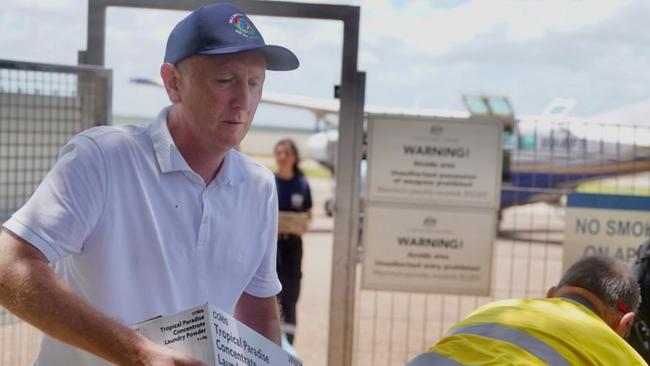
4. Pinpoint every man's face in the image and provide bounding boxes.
[175,52,266,152]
